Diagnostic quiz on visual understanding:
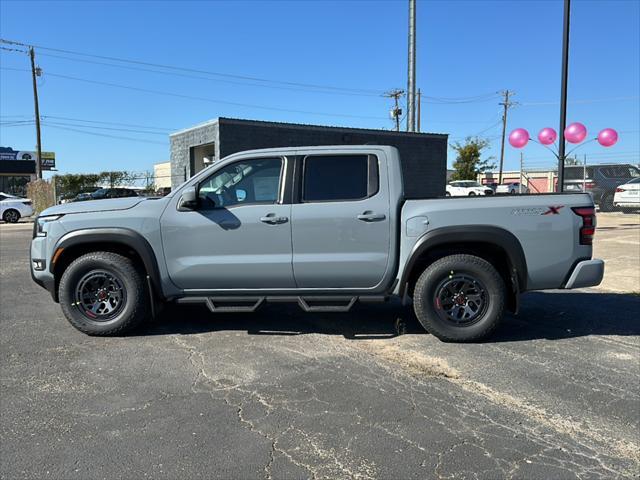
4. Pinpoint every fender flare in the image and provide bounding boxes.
[51,227,163,299]
[398,225,528,297]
